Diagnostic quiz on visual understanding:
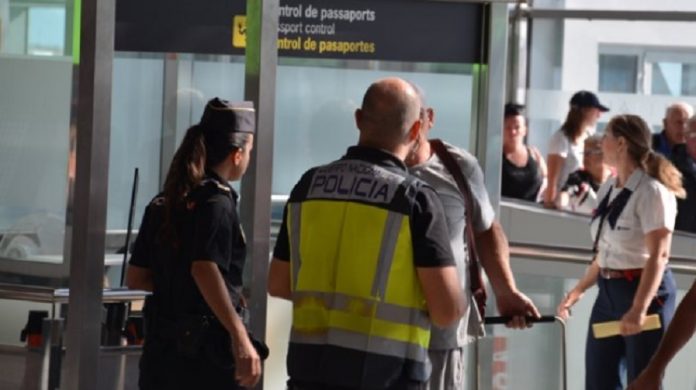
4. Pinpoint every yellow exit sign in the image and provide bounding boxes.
[232,15,246,48]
